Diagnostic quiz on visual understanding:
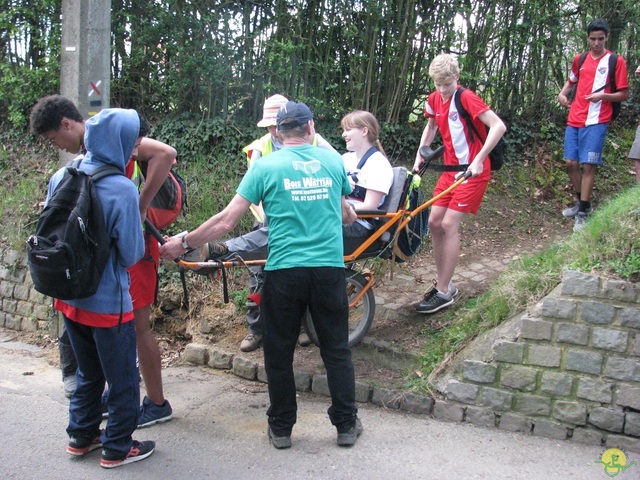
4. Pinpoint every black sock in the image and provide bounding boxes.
[578,200,591,213]
[575,192,581,202]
